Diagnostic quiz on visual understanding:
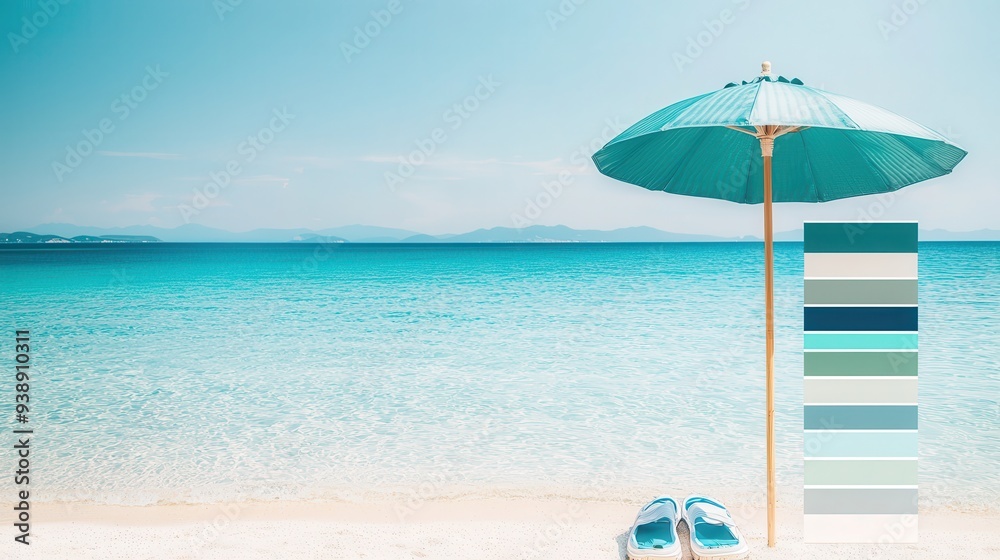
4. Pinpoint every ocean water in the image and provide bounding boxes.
[1,242,997,509]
